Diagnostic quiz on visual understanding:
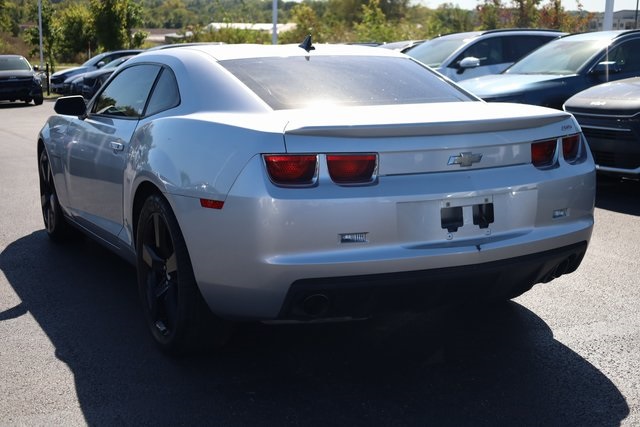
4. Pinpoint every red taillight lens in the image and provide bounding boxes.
[327,154,377,184]
[562,134,581,162]
[264,154,317,185]
[531,139,557,168]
